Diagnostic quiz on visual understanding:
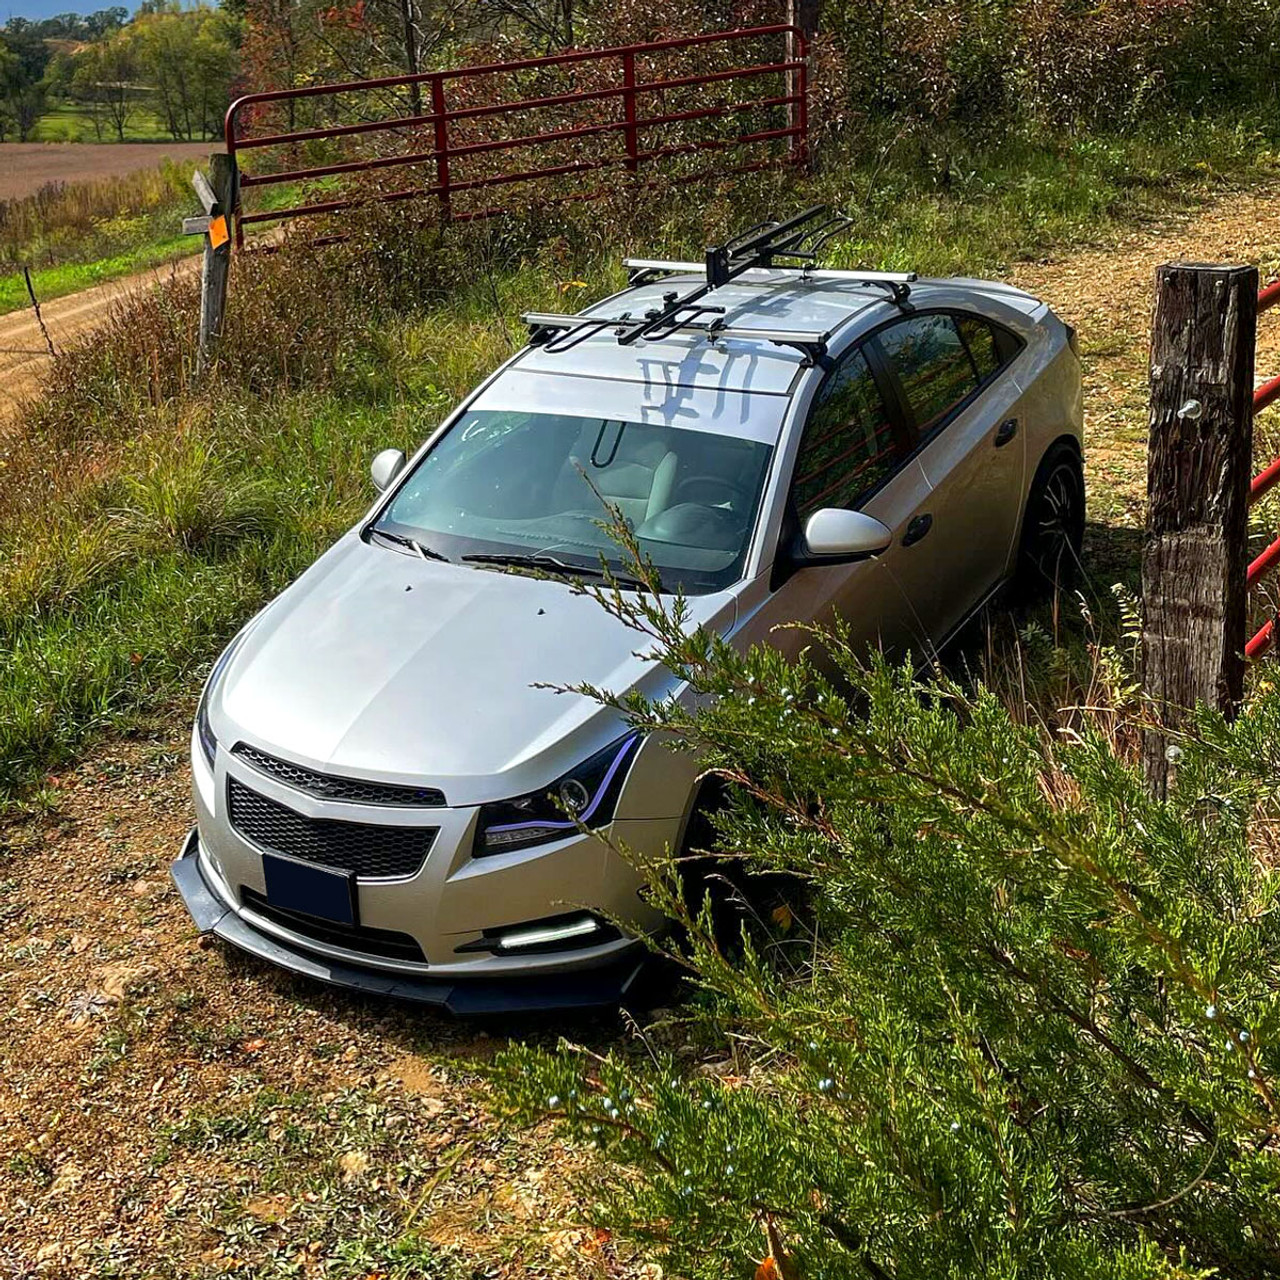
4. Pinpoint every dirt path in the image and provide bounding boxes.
[0,255,201,424]
[1010,183,1280,542]
[2,180,1280,1279]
